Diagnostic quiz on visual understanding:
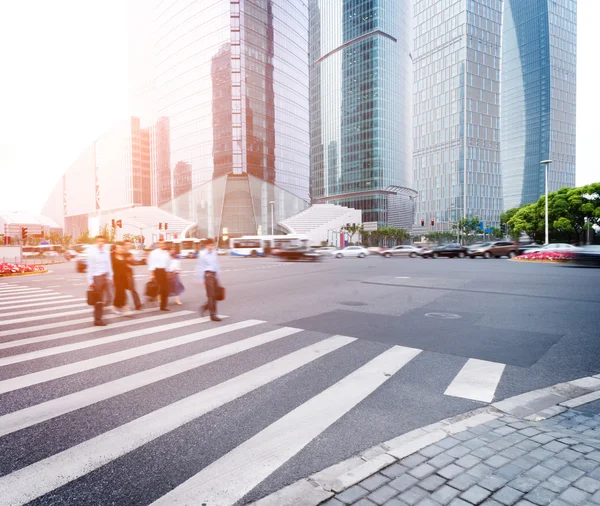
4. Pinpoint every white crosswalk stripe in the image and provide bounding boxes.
[0,292,510,505]
[0,295,74,306]
[0,289,55,300]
